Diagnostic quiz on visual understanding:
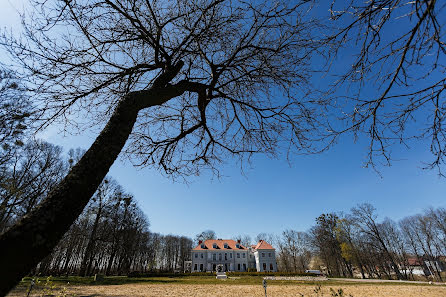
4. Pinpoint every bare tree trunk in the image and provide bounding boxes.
[0,96,140,295]
[79,205,103,276]
[0,64,186,295]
